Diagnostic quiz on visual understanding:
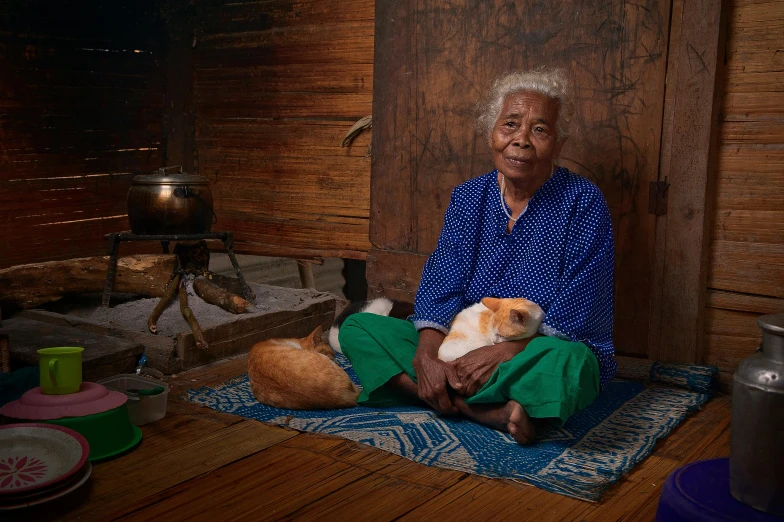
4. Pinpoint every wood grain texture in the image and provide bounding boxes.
[706,289,784,314]
[19,289,336,374]
[162,0,196,172]
[708,8,784,384]
[196,0,375,33]
[366,249,428,304]
[723,92,784,120]
[175,294,335,370]
[707,240,784,298]
[1,316,143,380]
[16,348,729,522]
[20,309,183,374]
[55,415,296,521]
[724,0,784,80]
[192,0,374,260]
[370,0,671,358]
[110,439,460,521]
[0,254,176,309]
[720,121,784,144]
[704,0,784,390]
[704,307,763,389]
[0,0,167,269]
[369,0,417,252]
[712,208,784,243]
[713,149,784,210]
[648,0,726,363]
